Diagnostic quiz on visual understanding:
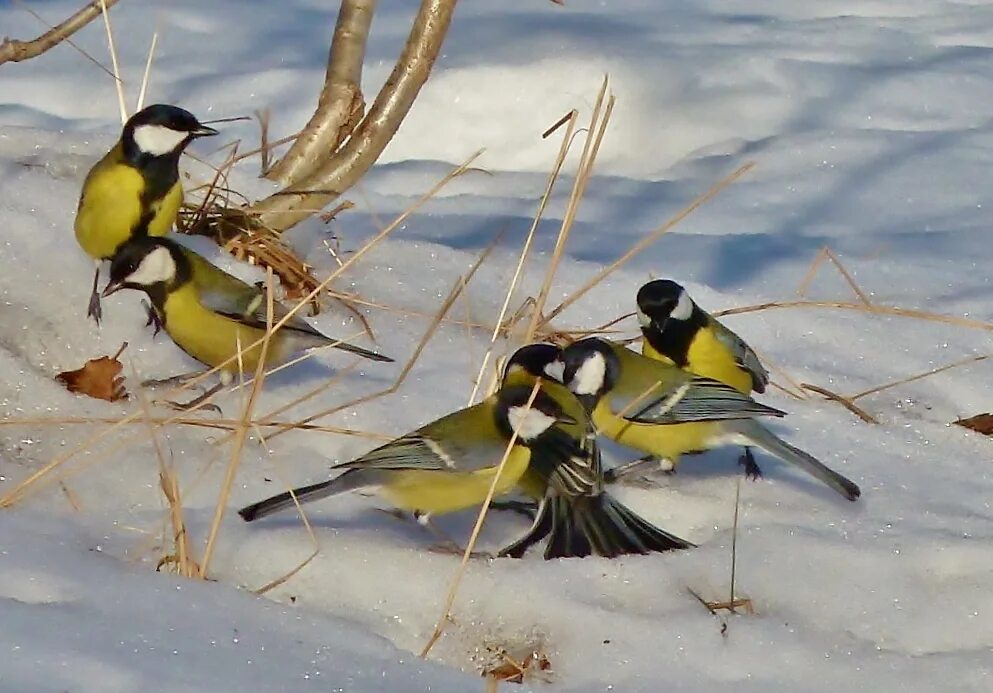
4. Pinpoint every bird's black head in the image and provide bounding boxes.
[494,384,577,443]
[559,337,621,413]
[102,237,190,305]
[636,279,698,331]
[122,104,218,162]
[502,343,564,384]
